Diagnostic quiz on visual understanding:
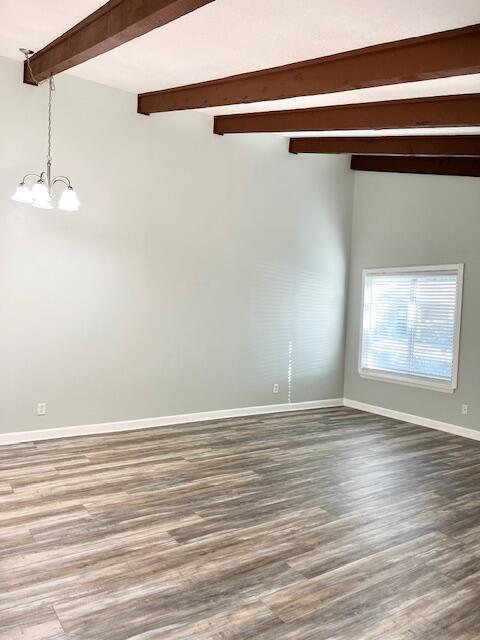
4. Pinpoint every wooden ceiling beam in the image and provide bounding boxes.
[350,155,480,177]
[24,0,215,85]
[138,23,480,114]
[213,94,480,135]
[289,135,480,156]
